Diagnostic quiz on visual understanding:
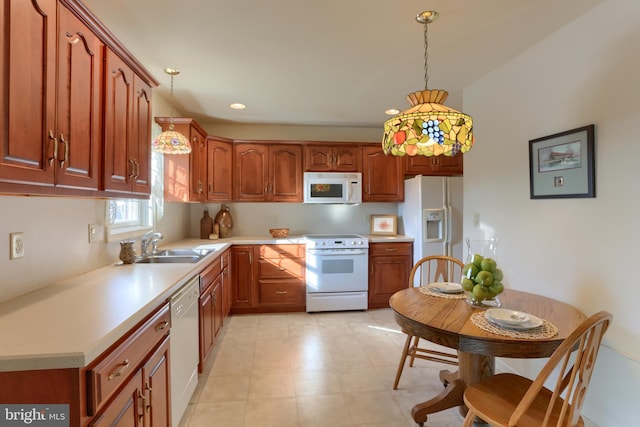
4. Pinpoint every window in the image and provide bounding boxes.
[105,198,153,242]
